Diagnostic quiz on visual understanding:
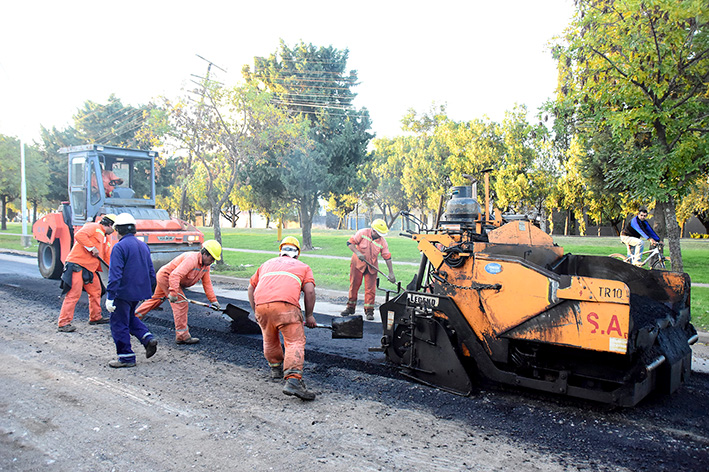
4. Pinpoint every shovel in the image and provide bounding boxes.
[364,260,396,284]
[182,297,262,334]
[312,315,363,339]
